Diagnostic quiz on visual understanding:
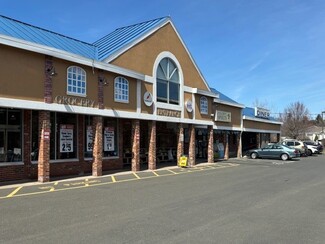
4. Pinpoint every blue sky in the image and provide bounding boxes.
[1,0,325,118]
